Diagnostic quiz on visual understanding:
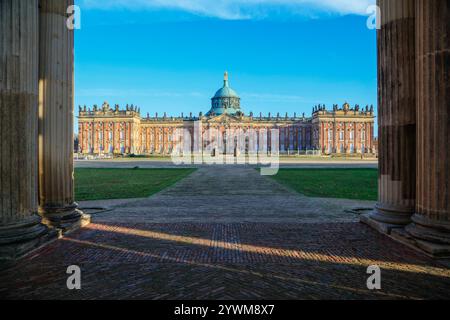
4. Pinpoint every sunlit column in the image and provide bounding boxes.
[0,0,53,267]
[38,0,90,231]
